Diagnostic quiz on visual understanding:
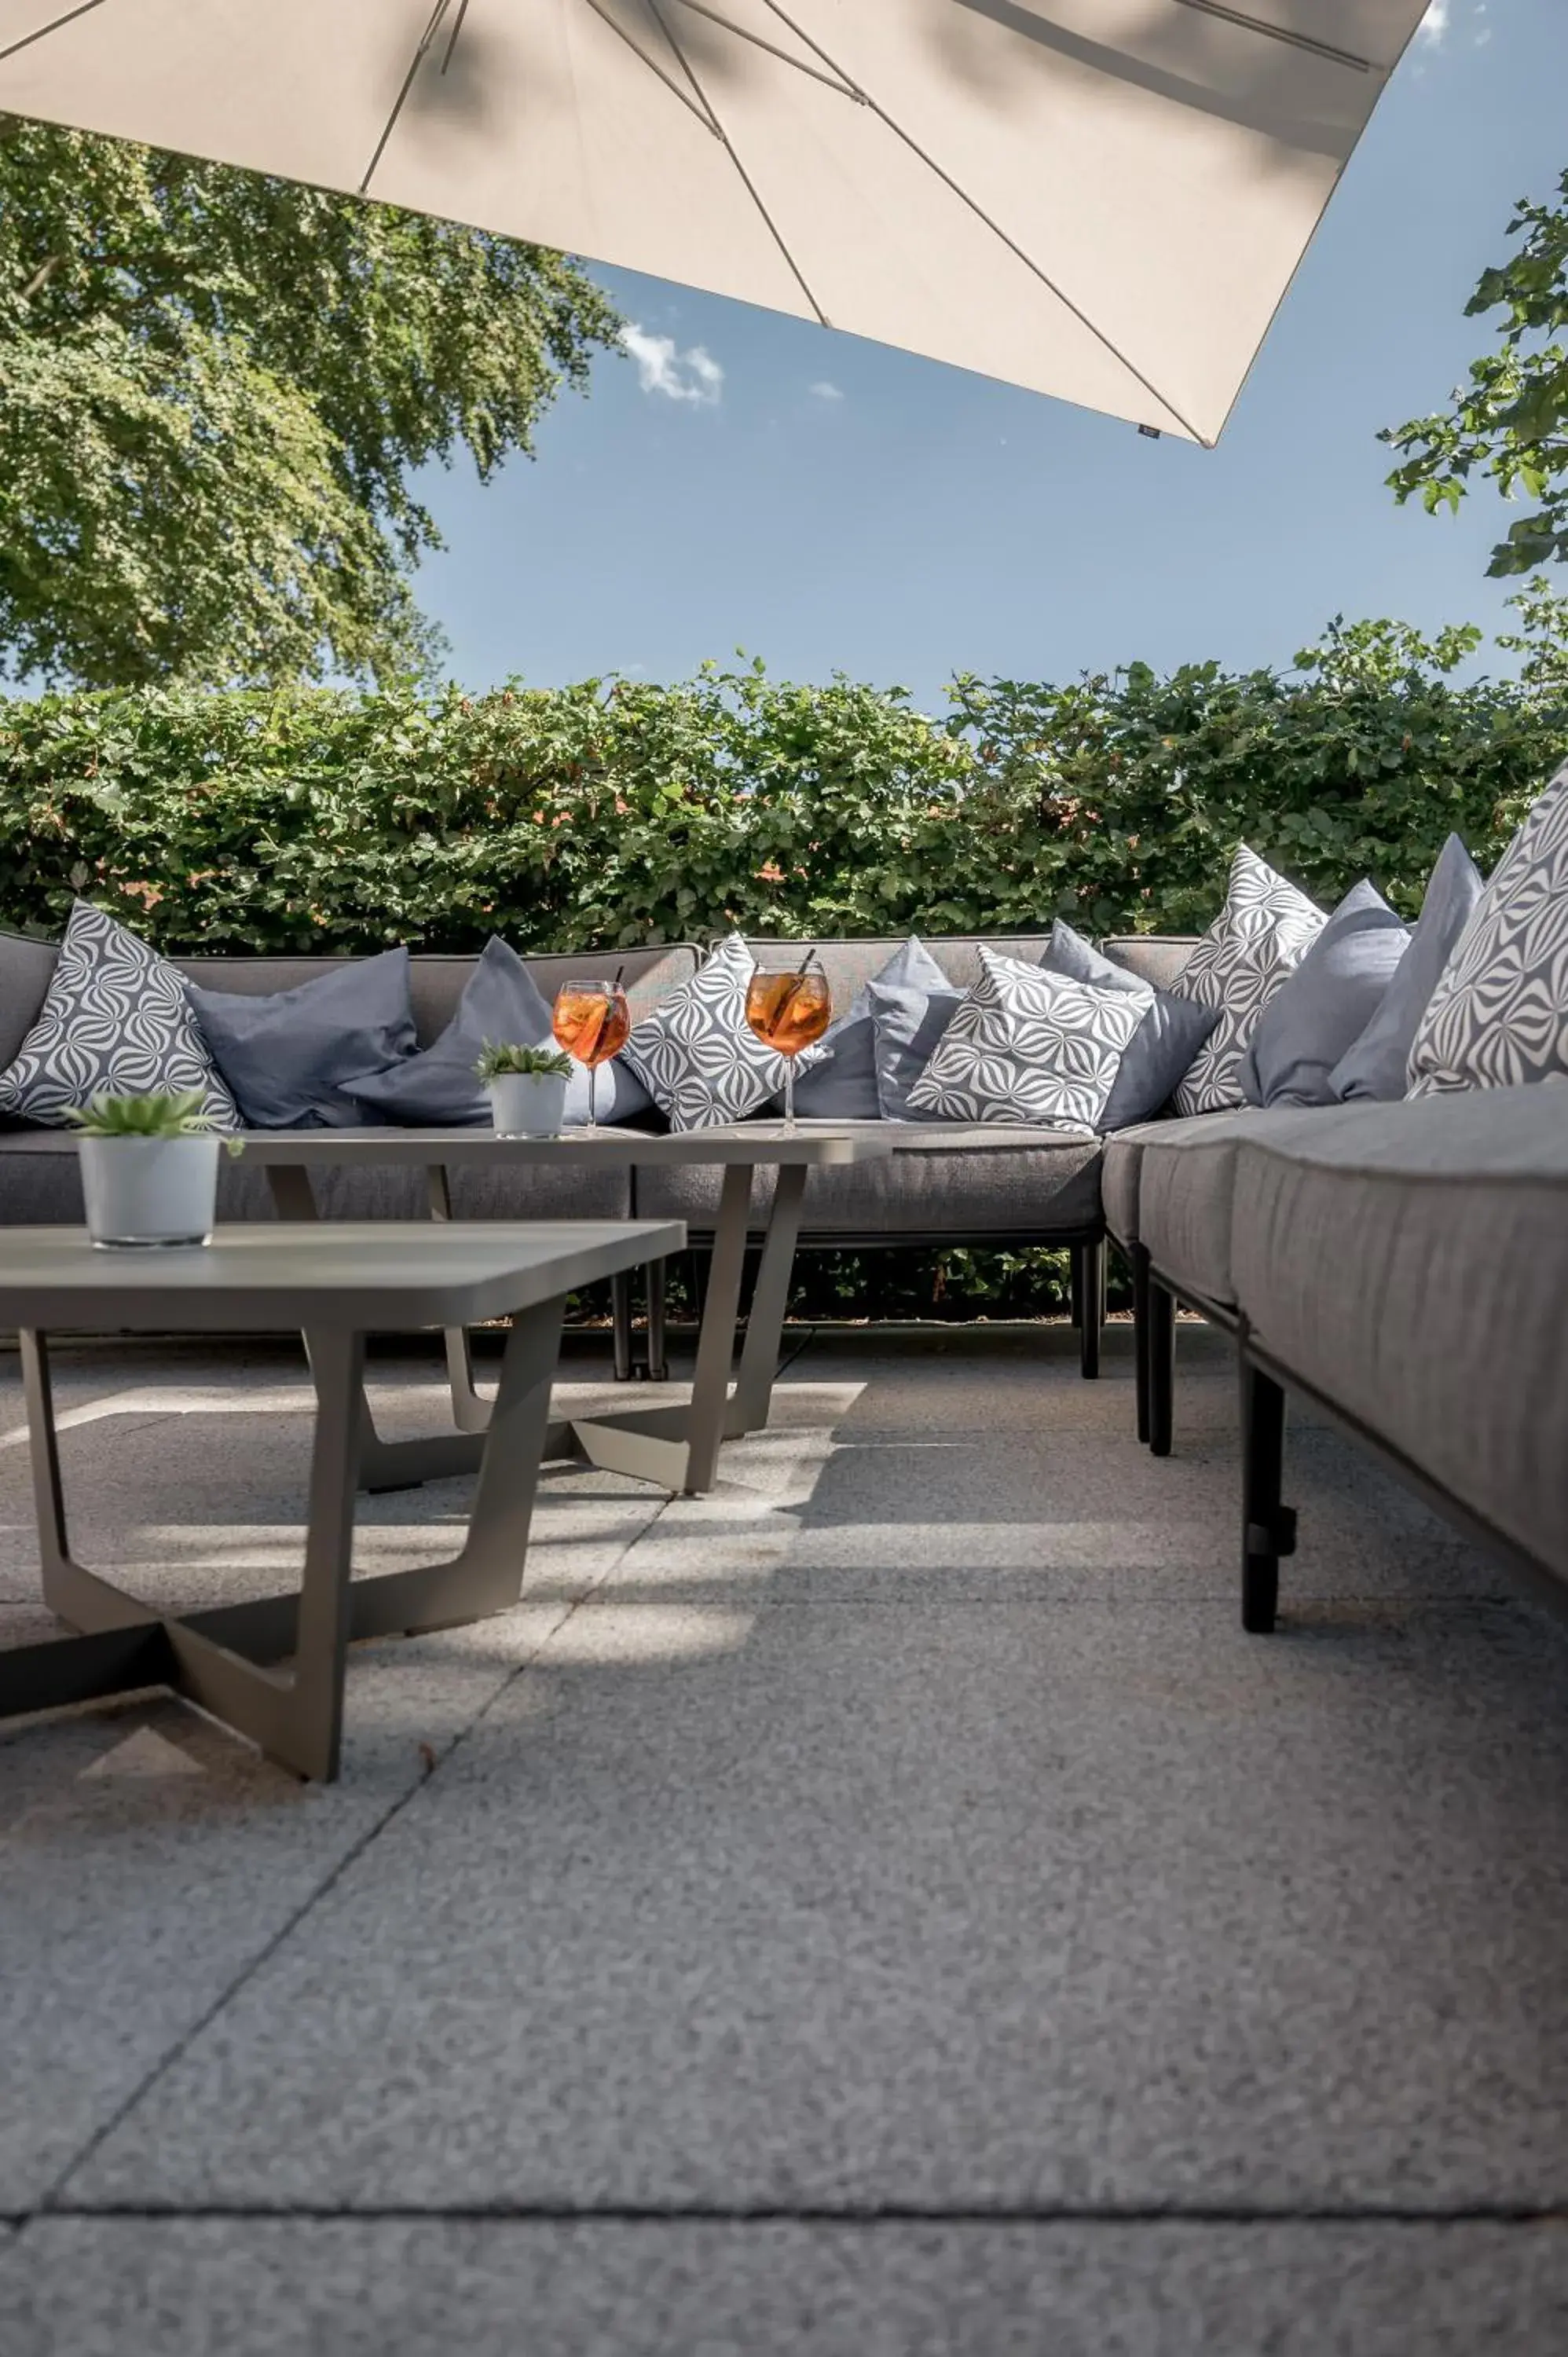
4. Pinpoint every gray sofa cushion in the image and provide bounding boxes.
[0,900,240,1131]
[1329,835,1483,1103]
[867,976,965,1120]
[1098,1117,1181,1244]
[1137,1108,1321,1306]
[1043,920,1218,1128]
[785,935,950,1121]
[633,1123,1103,1237]
[909,948,1147,1130]
[1240,879,1410,1109]
[189,948,417,1129]
[1228,1089,1568,1581]
[623,933,822,1131]
[1171,849,1325,1116]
